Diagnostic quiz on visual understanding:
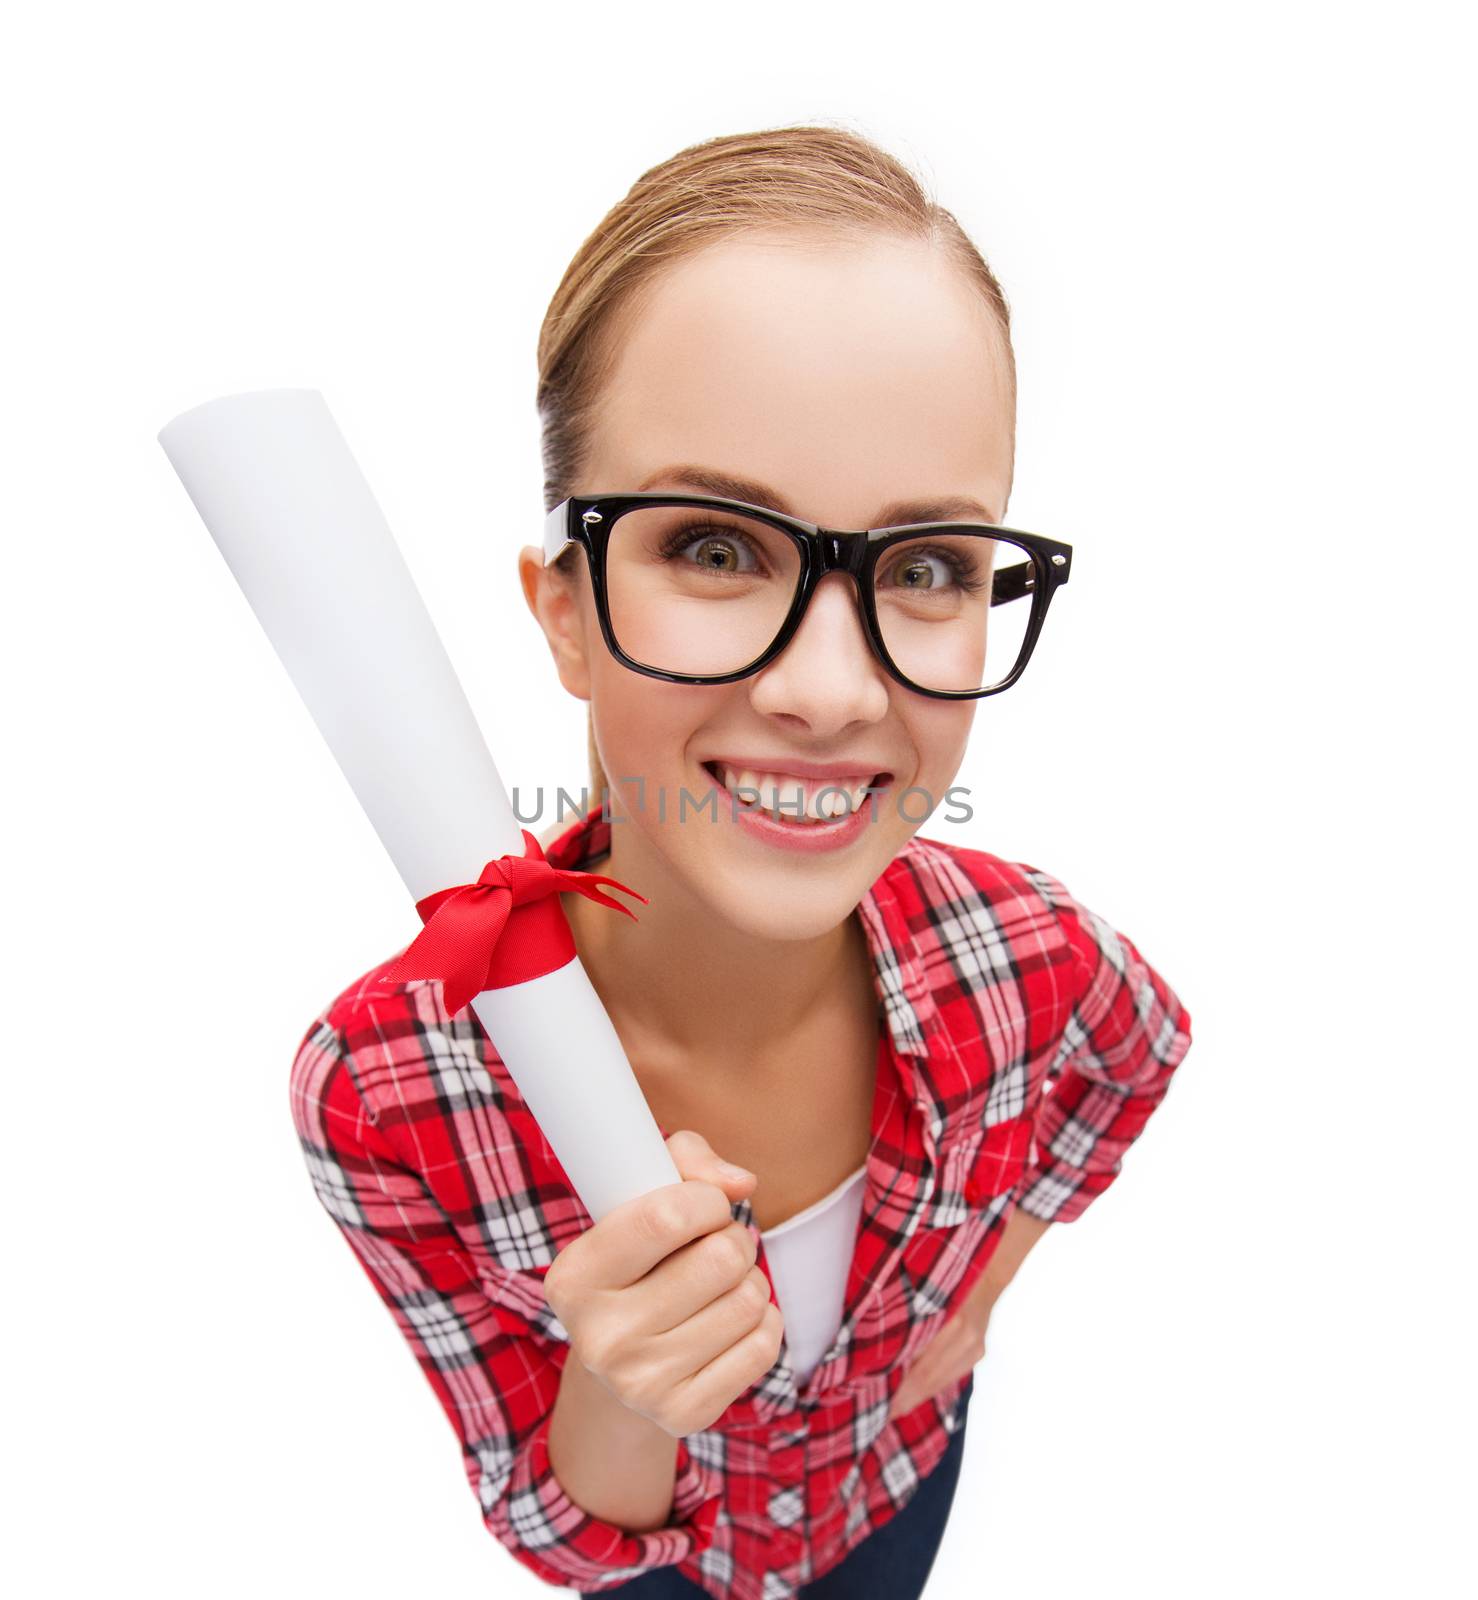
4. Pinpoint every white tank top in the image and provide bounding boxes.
[758,1162,869,1384]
